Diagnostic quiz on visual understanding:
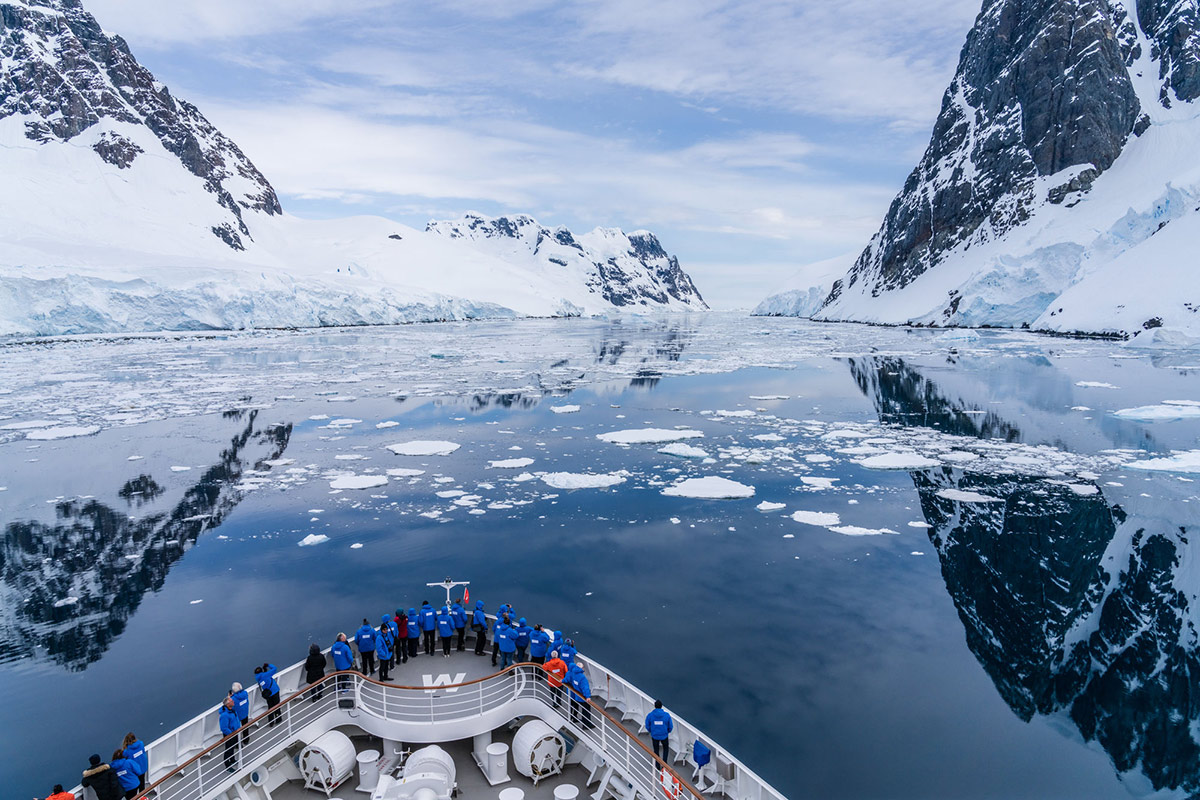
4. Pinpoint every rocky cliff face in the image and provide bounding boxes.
[425,214,708,310]
[808,0,1200,337]
[0,0,281,250]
